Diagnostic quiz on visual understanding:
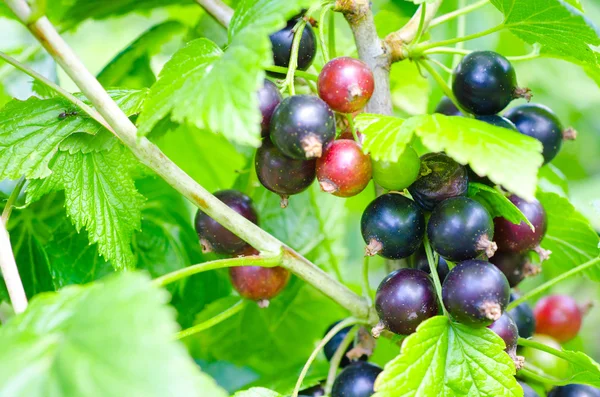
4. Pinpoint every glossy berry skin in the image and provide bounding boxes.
[299,385,325,397]
[229,265,290,304]
[476,115,518,131]
[375,269,439,335]
[494,195,547,254]
[408,152,469,211]
[534,295,583,342]
[489,251,529,287]
[521,335,569,380]
[257,79,282,136]
[442,260,510,327]
[372,146,421,191]
[505,104,564,164]
[270,95,336,160]
[195,190,258,255]
[323,321,366,367]
[519,381,541,397]
[453,51,518,115]
[331,362,382,397]
[487,313,519,354]
[427,197,496,262]
[361,194,425,259]
[318,57,375,113]
[269,19,316,72]
[316,140,372,197]
[548,385,600,397]
[508,293,536,339]
[434,96,462,116]
[410,245,450,281]
[255,139,316,205]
